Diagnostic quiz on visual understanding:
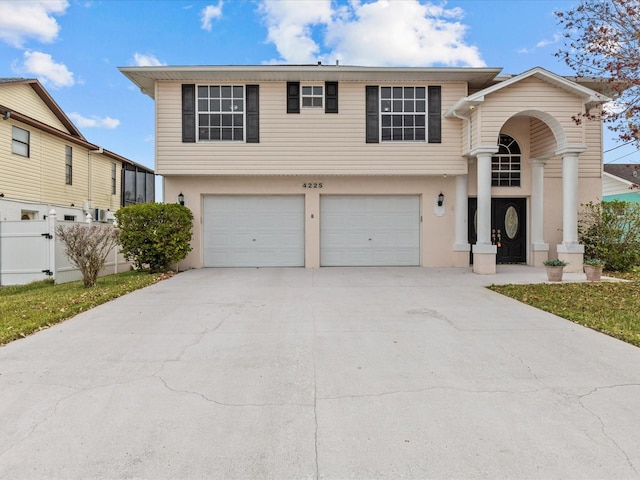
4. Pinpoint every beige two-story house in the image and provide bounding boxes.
[120,65,611,274]
[0,78,154,222]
